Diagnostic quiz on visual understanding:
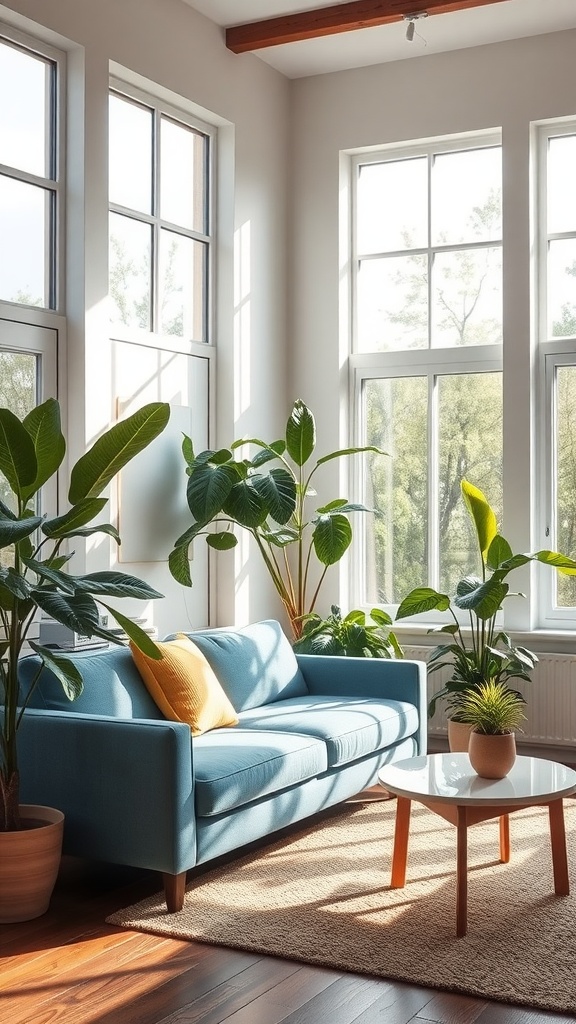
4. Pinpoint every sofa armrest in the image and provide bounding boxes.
[296,654,427,755]
[17,709,197,875]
